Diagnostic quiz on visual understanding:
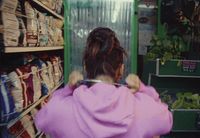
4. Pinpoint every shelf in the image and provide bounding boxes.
[153,74,200,78]
[32,0,64,20]
[147,73,200,85]
[0,80,63,128]
[146,59,200,79]
[171,108,200,132]
[171,109,200,112]
[3,46,64,53]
